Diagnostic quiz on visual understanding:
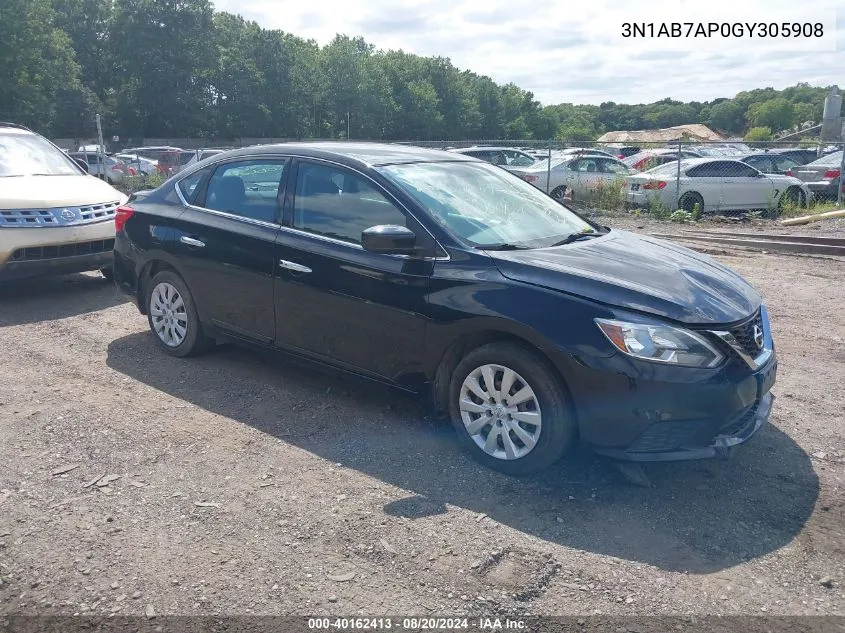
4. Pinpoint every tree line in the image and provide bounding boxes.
[0,0,839,142]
